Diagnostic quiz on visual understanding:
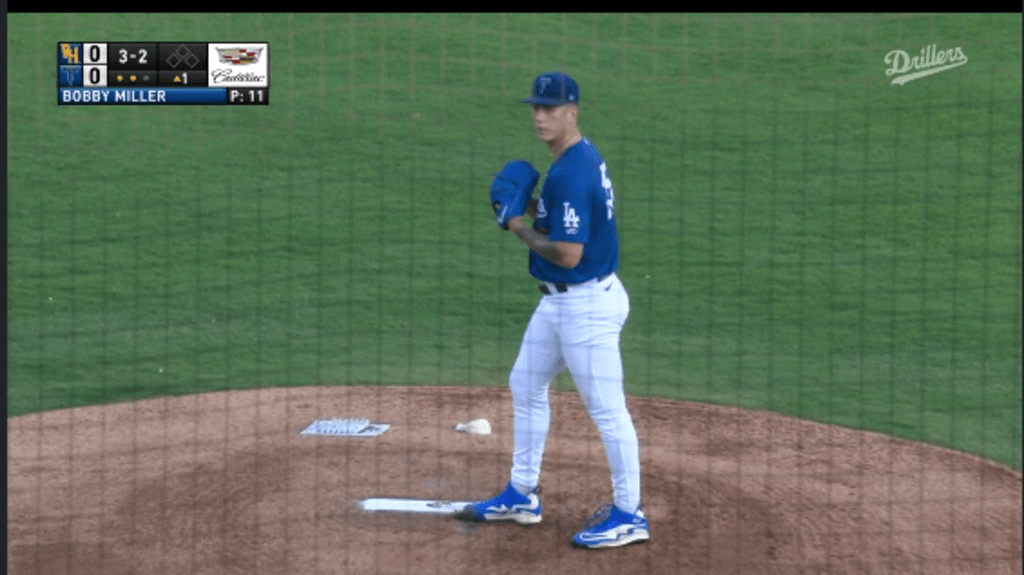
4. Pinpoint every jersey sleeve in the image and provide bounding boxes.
[545,168,591,243]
